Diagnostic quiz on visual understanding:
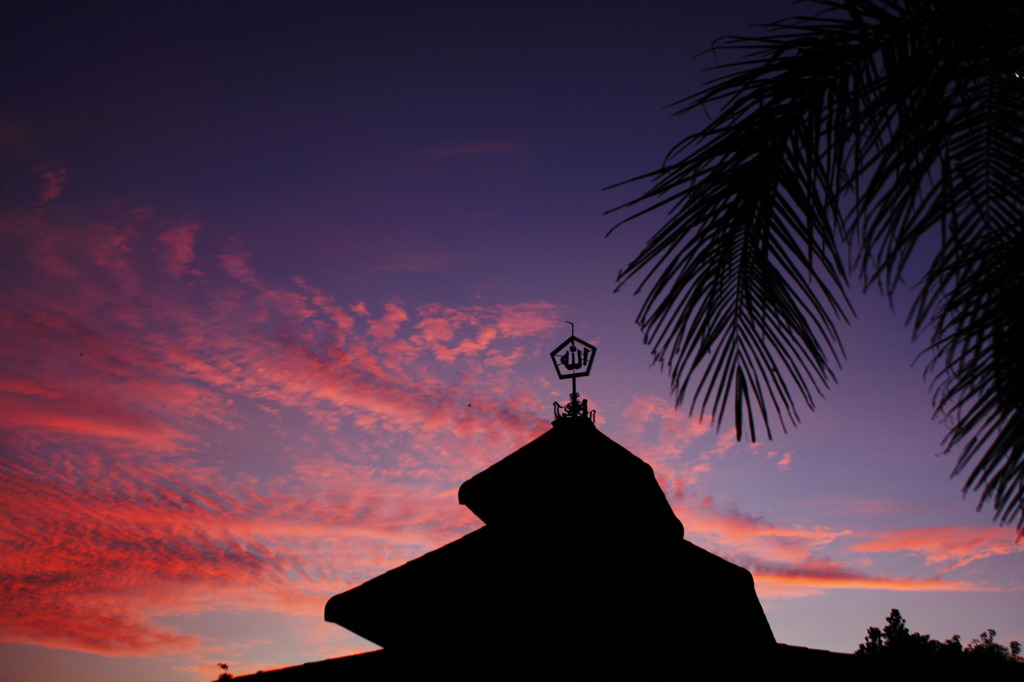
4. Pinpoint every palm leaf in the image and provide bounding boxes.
[610,0,1024,531]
